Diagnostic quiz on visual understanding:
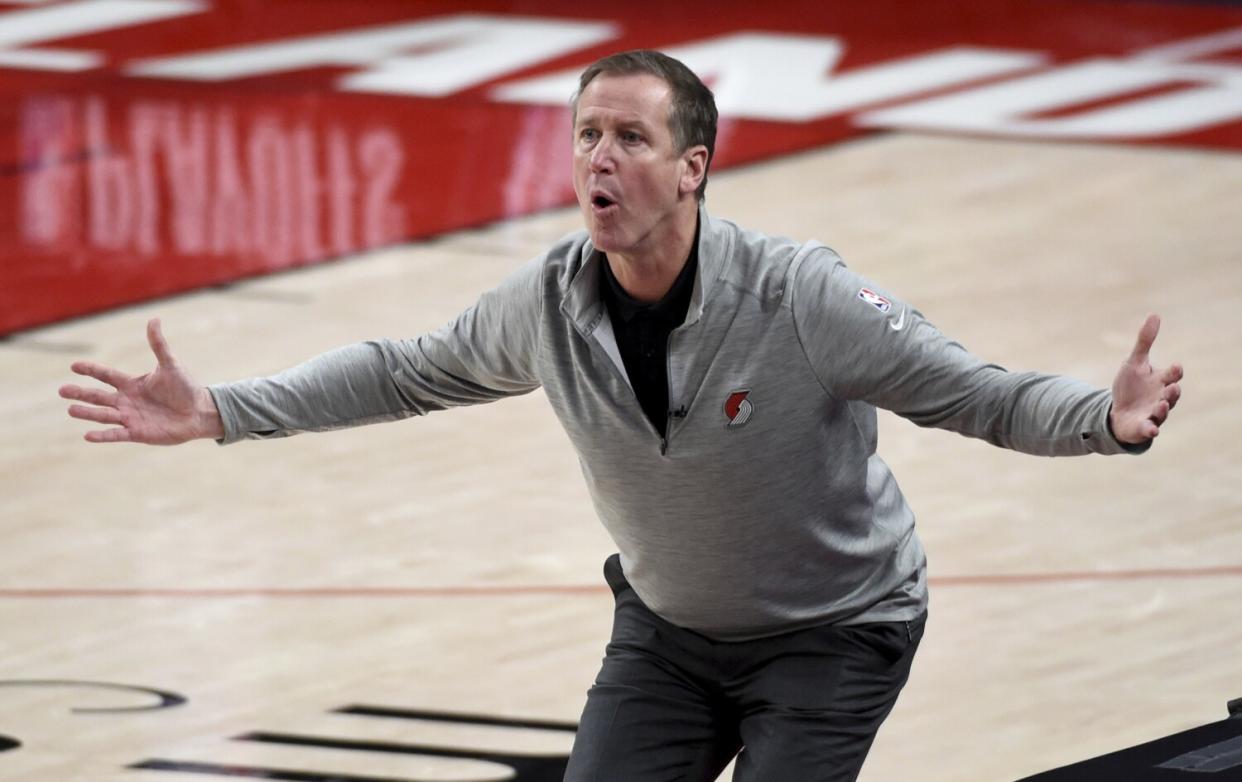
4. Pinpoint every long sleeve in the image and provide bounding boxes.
[209,256,545,443]
[790,248,1142,456]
